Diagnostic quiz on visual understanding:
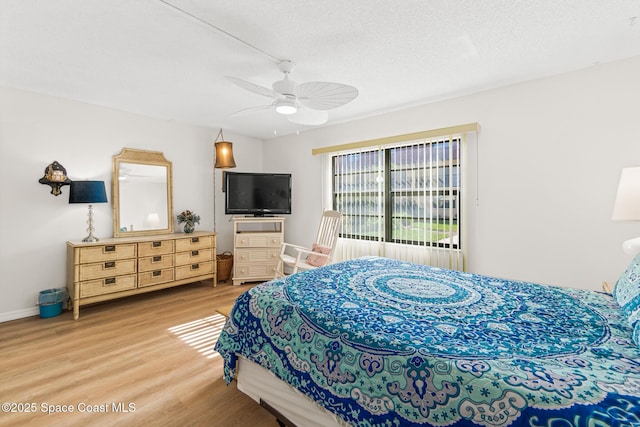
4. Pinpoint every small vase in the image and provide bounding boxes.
[183,222,195,233]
